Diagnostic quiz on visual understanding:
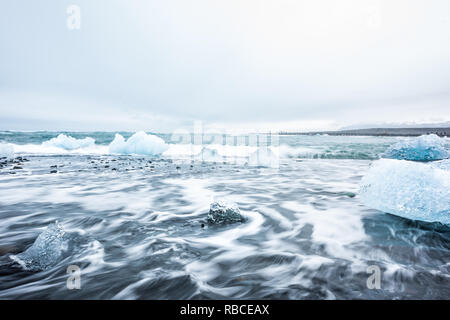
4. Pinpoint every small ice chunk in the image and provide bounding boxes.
[207,200,246,224]
[382,134,449,161]
[10,222,68,271]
